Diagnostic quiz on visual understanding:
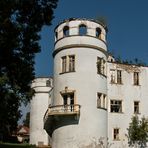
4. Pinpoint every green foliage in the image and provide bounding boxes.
[0,142,36,148]
[23,112,30,127]
[127,116,148,148]
[0,0,58,142]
